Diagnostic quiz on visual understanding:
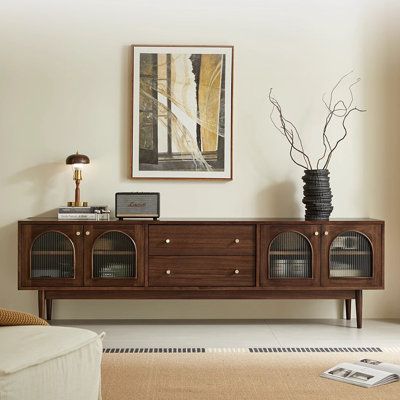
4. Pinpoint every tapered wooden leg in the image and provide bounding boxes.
[46,299,53,321]
[345,299,352,320]
[355,290,363,329]
[38,290,46,319]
